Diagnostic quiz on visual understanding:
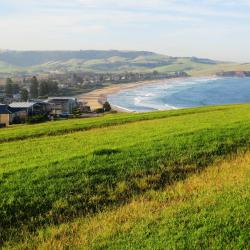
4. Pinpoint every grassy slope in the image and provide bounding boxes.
[0,105,239,142]
[20,60,250,75]
[154,58,250,76]
[0,51,250,75]
[189,63,250,76]
[31,57,250,75]
[10,150,250,250]
[1,104,250,248]
[0,61,21,73]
